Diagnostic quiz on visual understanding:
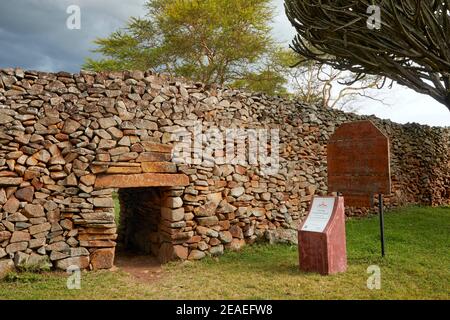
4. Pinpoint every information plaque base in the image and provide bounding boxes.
[298,196,347,275]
